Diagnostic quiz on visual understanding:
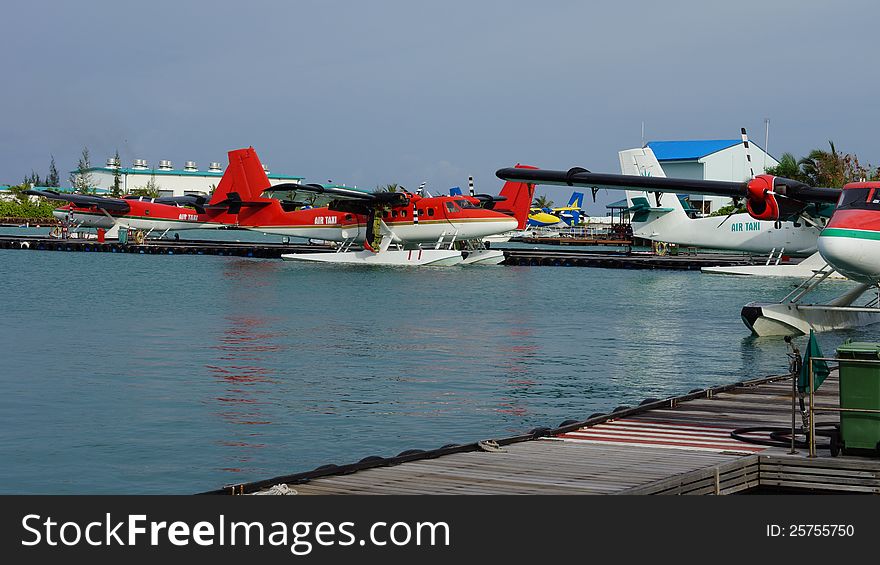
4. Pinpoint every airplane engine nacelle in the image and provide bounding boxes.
[745,175,807,222]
